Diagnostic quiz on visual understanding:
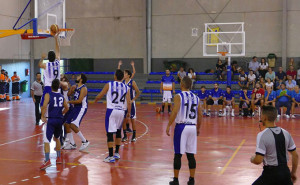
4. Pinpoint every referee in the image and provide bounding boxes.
[251,105,298,185]
[31,72,44,125]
